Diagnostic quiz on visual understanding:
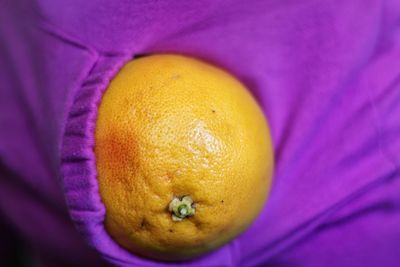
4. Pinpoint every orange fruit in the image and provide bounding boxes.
[95,54,274,261]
